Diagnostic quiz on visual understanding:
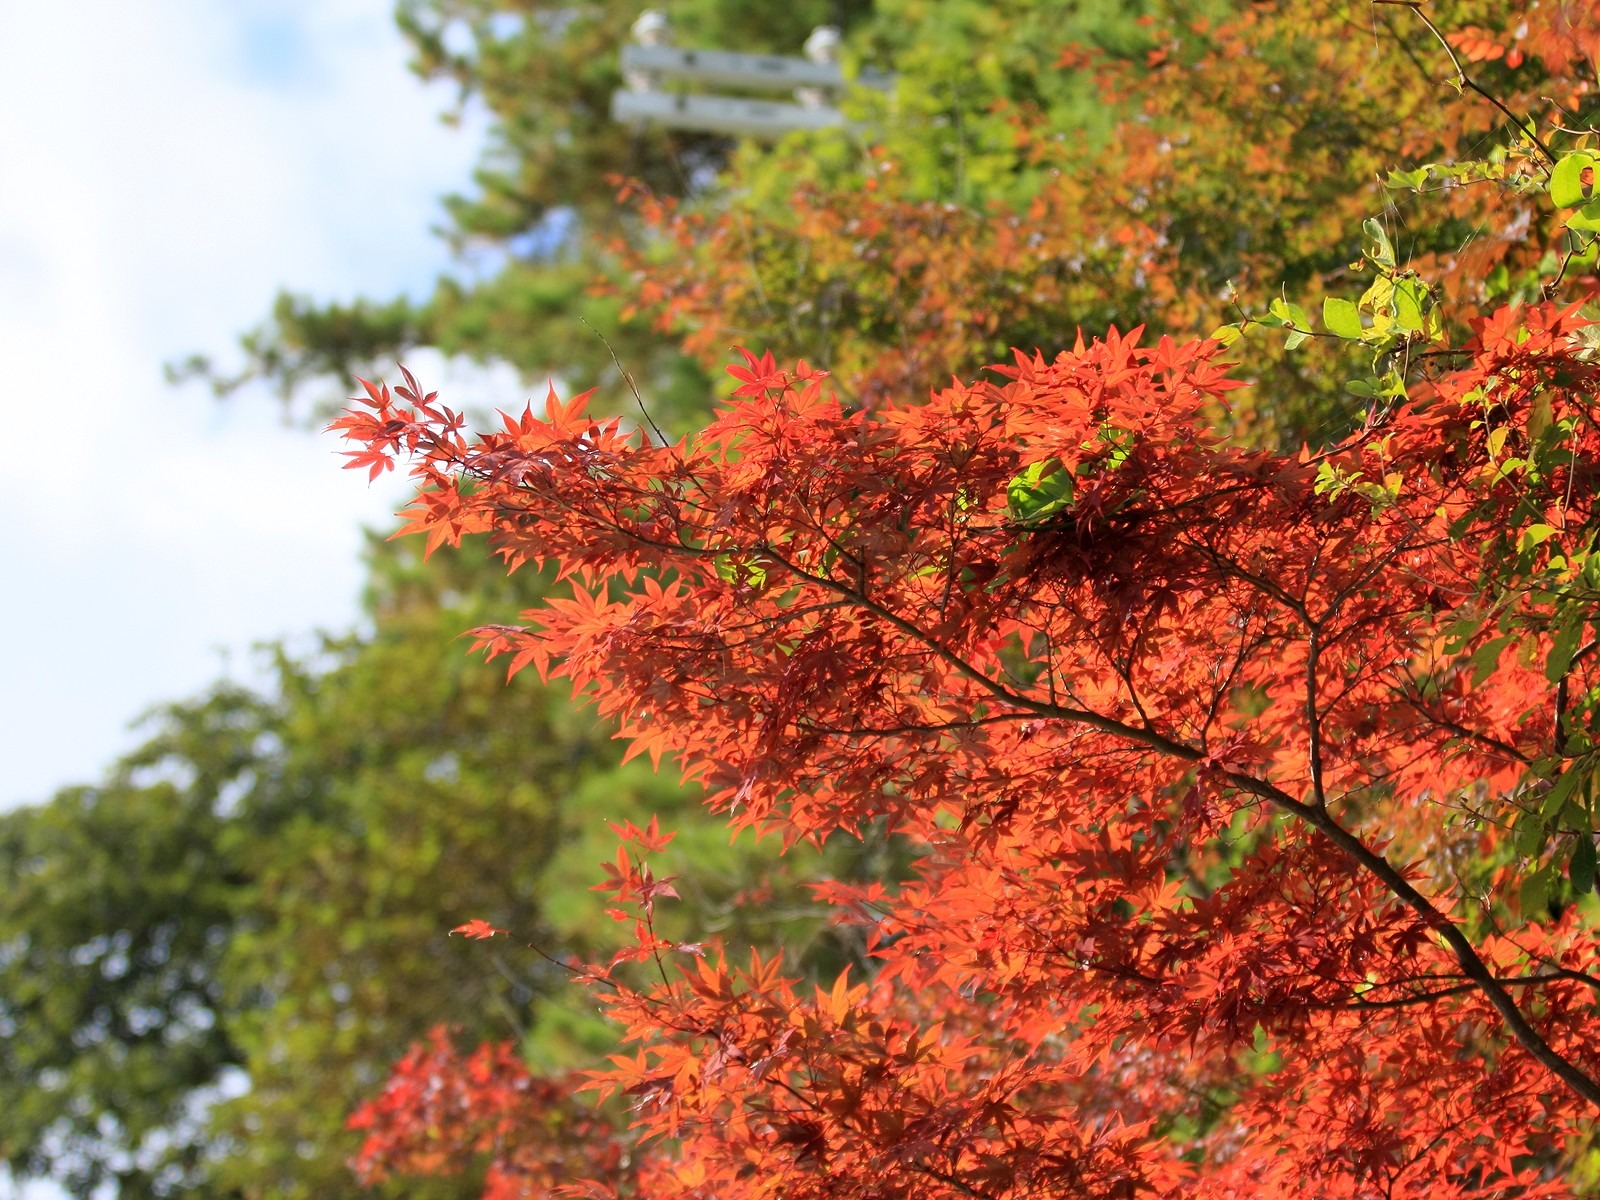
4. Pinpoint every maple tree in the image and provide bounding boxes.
[329,3,1600,1198]
[339,292,1600,1195]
